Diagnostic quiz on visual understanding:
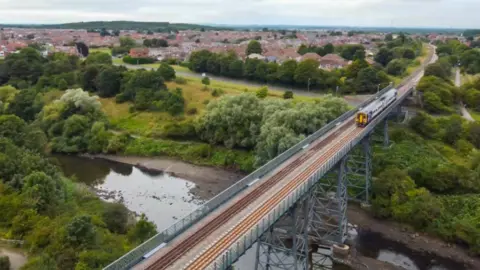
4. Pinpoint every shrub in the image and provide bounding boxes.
[0,256,10,270]
[186,107,198,115]
[283,90,294,99]
[201,76,210,86]
[211,88,225,97]
[175,77,187,85]
[163,122,197,140]
[256,86,268,99]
